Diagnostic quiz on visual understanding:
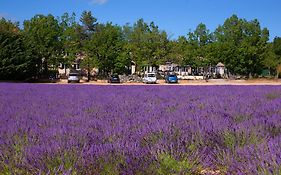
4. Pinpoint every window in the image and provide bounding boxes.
[148,74,156,77]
